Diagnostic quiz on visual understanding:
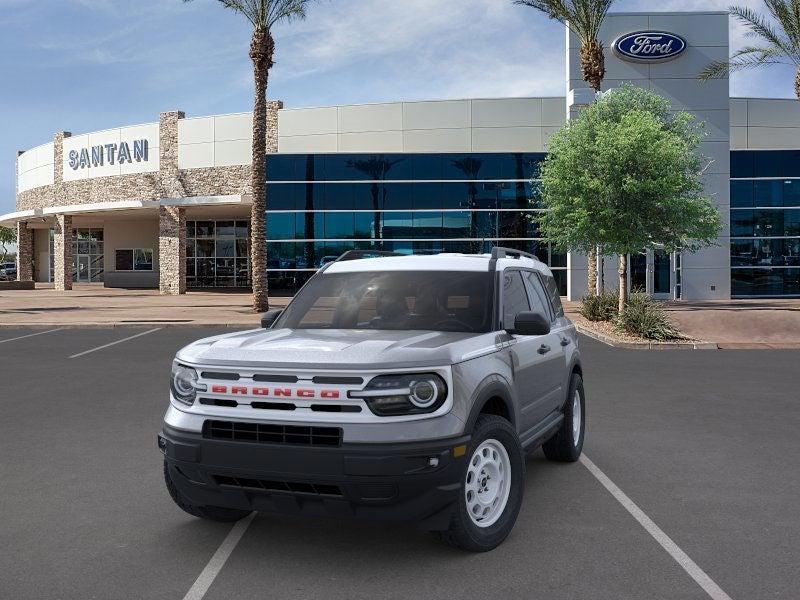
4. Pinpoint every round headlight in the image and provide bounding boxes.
[409,379,437,408]
[171,364,200,405]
